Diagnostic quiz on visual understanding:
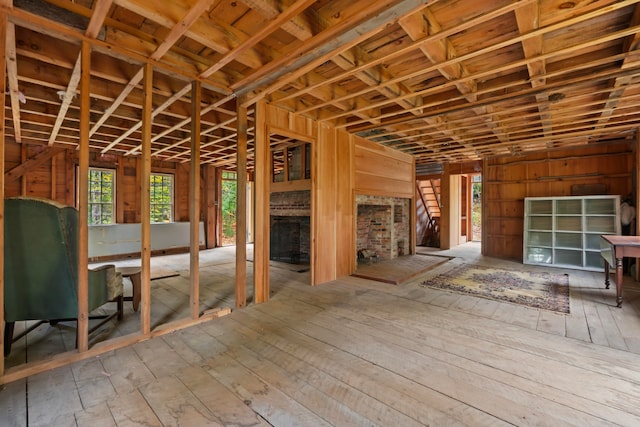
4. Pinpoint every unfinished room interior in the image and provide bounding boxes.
[3,0,640,425]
